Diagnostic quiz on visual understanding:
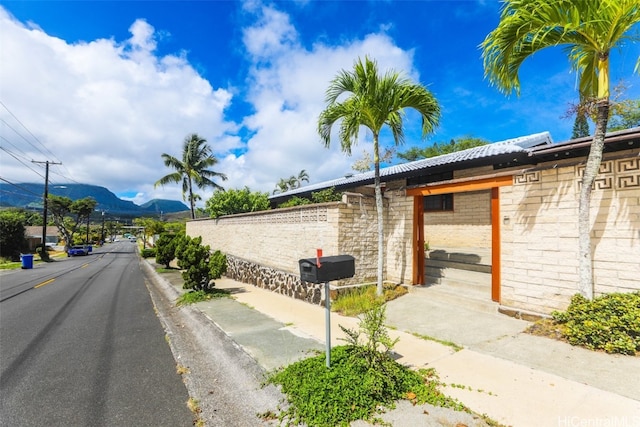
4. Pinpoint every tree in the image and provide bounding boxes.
[318,56,440,295]
[397,136,488,161]
[205,187,271,218]
[293,169,310,188]
[0,210,28,260]
[47,195,97,250]
[133,217,165,248]
[155,233,180,268]
[572,109,591,138]
[155,133,227,220]
[273,170,310,194]
[481,0,640,299]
